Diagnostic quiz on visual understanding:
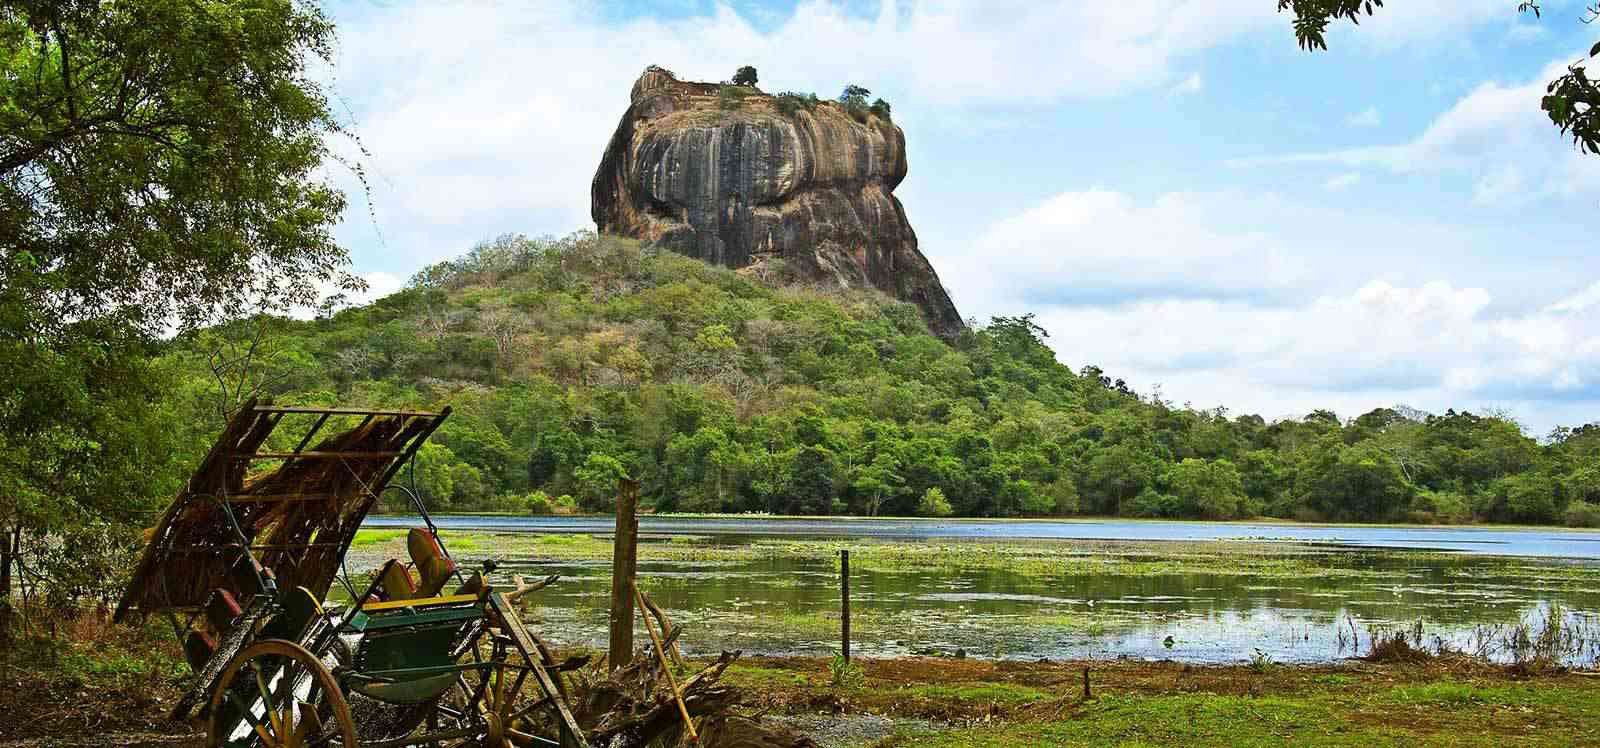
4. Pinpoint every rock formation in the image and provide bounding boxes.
[591,66,965,340]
